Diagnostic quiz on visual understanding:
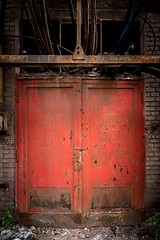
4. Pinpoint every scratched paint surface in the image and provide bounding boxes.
[89,89,133,208]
